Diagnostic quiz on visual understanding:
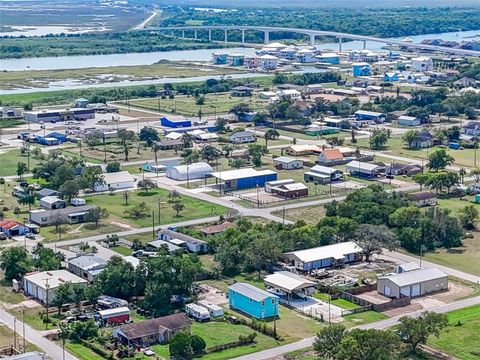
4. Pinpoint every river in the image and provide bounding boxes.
[2,29,479,72]
[0,29,479,95]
